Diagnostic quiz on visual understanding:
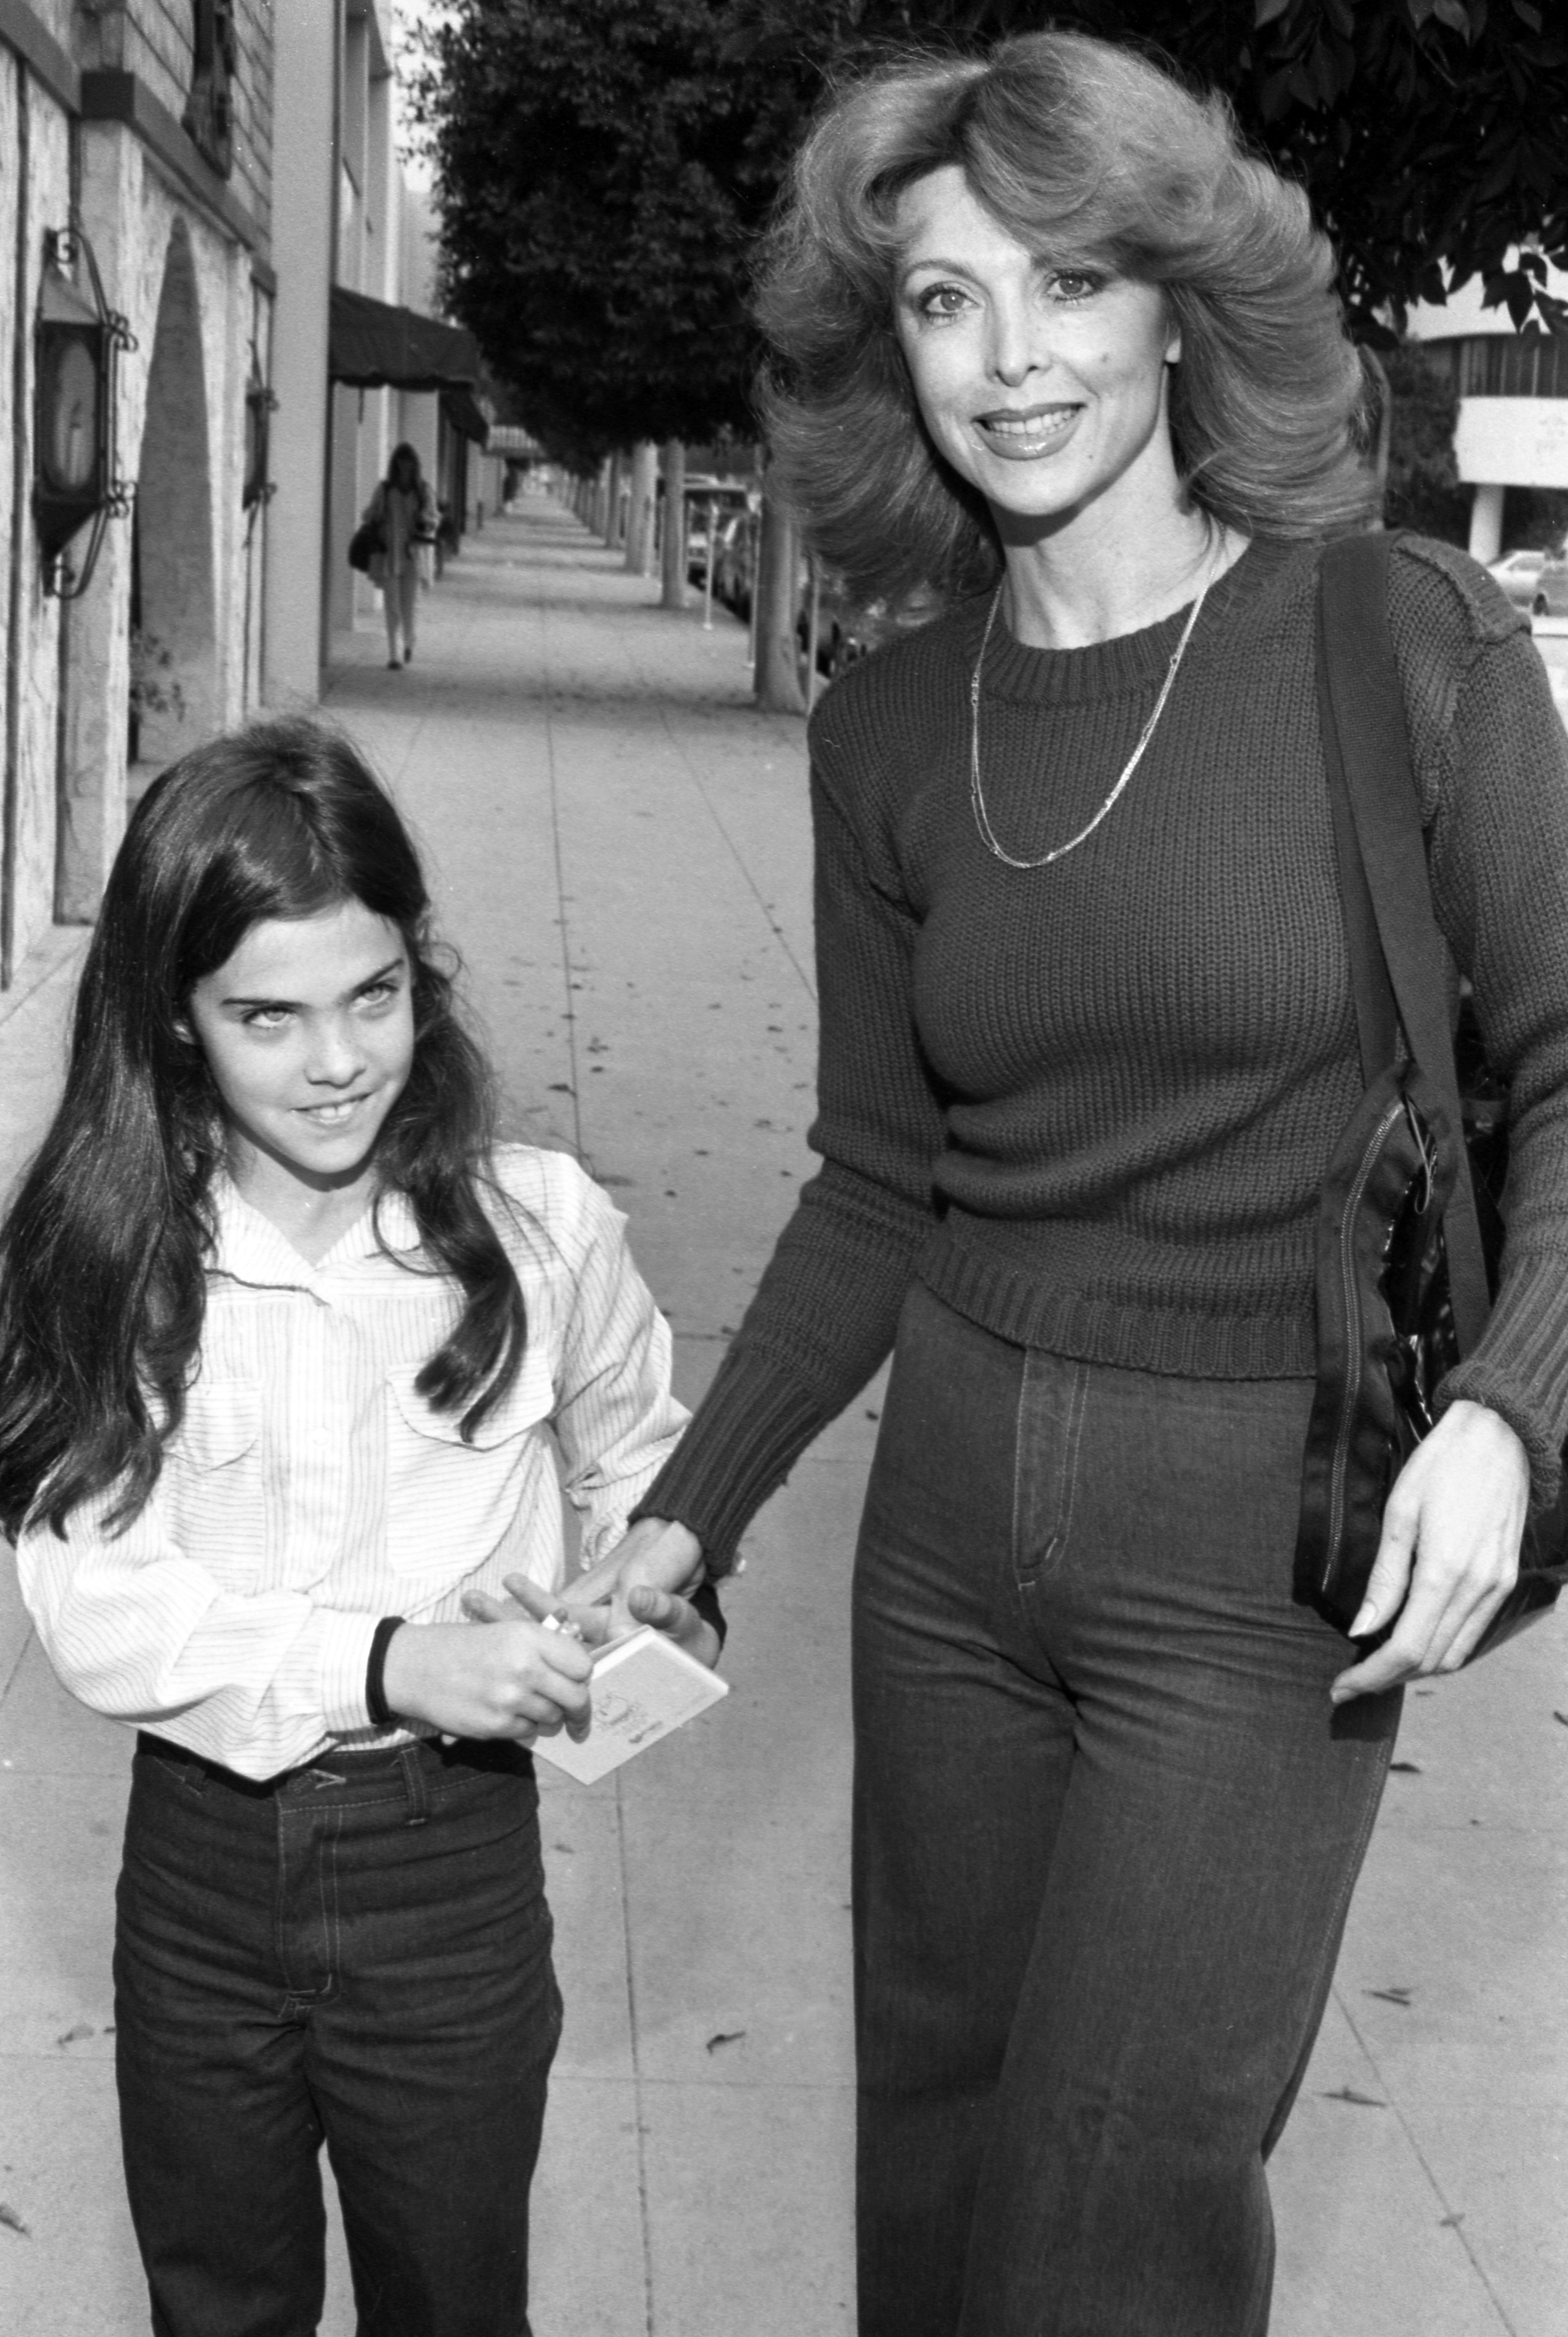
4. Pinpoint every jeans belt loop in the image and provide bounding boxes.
[398,1740,431,1826]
